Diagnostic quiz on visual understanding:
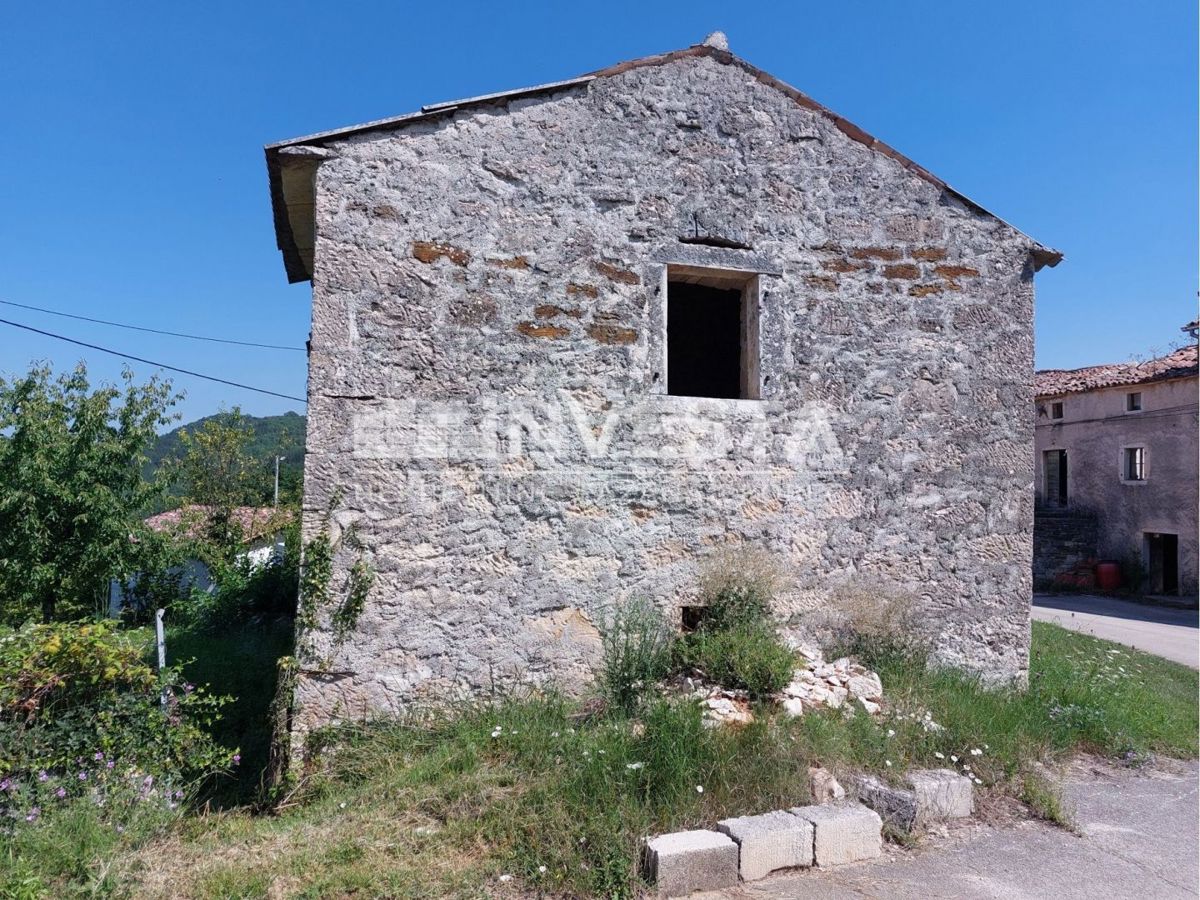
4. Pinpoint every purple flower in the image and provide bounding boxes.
[77,771,88,781]
[55,787,66,799]
[25,806,40,822]
[173,790,183,799]
[232,754,241,765]
[37,770,48,782]
[0,778,11,792]
[106,761,115,769]
[94,752,105,761]
[183,682,195,694]
[115,824,125,834]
